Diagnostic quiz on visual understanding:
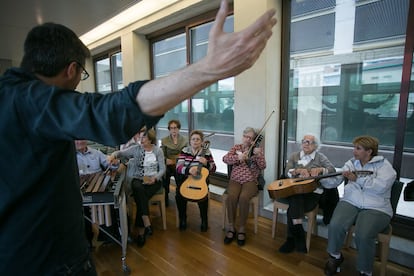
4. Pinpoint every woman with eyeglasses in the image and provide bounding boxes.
[161,120,188,207]
[279,134,337,254]
[222,127,266,246]
[175,130,216,232]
